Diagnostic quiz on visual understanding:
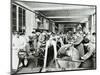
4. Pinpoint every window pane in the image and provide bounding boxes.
[12,19,16,25]
[19,13,22,27]
[12,5,16,18]
[12,4,17,32]
[12,11,16,18]
[23,9,25,26]
[23,16,25,26]
[19,26,22,32]
[18,7,26,33]
[19,18,22,26]
[23,9,25,15]
[19,7,22,14]
[12,26,16,32]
